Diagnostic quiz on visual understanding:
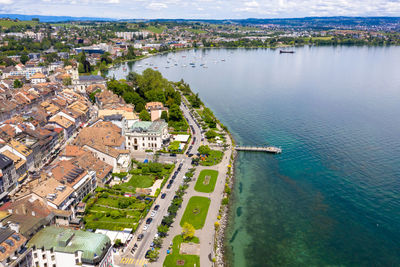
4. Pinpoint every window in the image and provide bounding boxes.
[75,258,80,264]
[34,253,37,258]
[51,255,55,261]
[53,265,56,267]
[44,263,48,267]
[42,254,46,260]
